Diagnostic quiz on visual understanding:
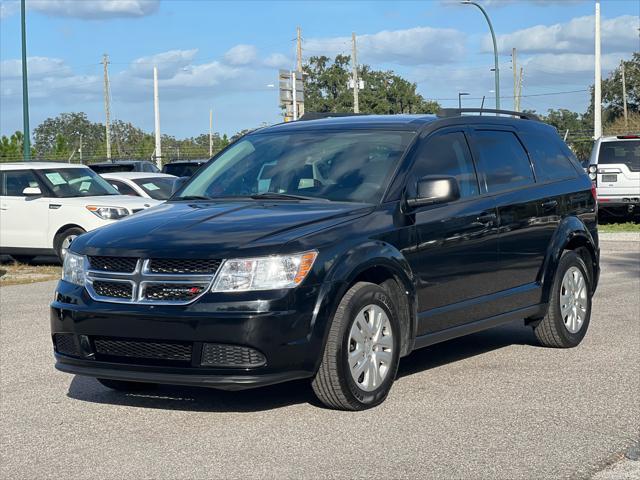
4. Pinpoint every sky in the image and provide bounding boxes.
[0,0,638,139]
